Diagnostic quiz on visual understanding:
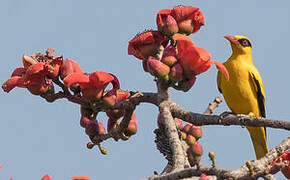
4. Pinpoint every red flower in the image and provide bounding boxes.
[22,54,37,69]
[146,56,170,81]
[271,150,290,178]
[2,62,54,95]
[124,113,137,136]
[106,90,131,119]
[128,30,168,60]
[72,176,91,180]
[173,33,229,80]
[2,51,64,95]
[161,45,178,67]
[156,9,178,36]
[157,6,205,35]
[63,71,119,100]
[60,58,83,79]
[41,174,52,180]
